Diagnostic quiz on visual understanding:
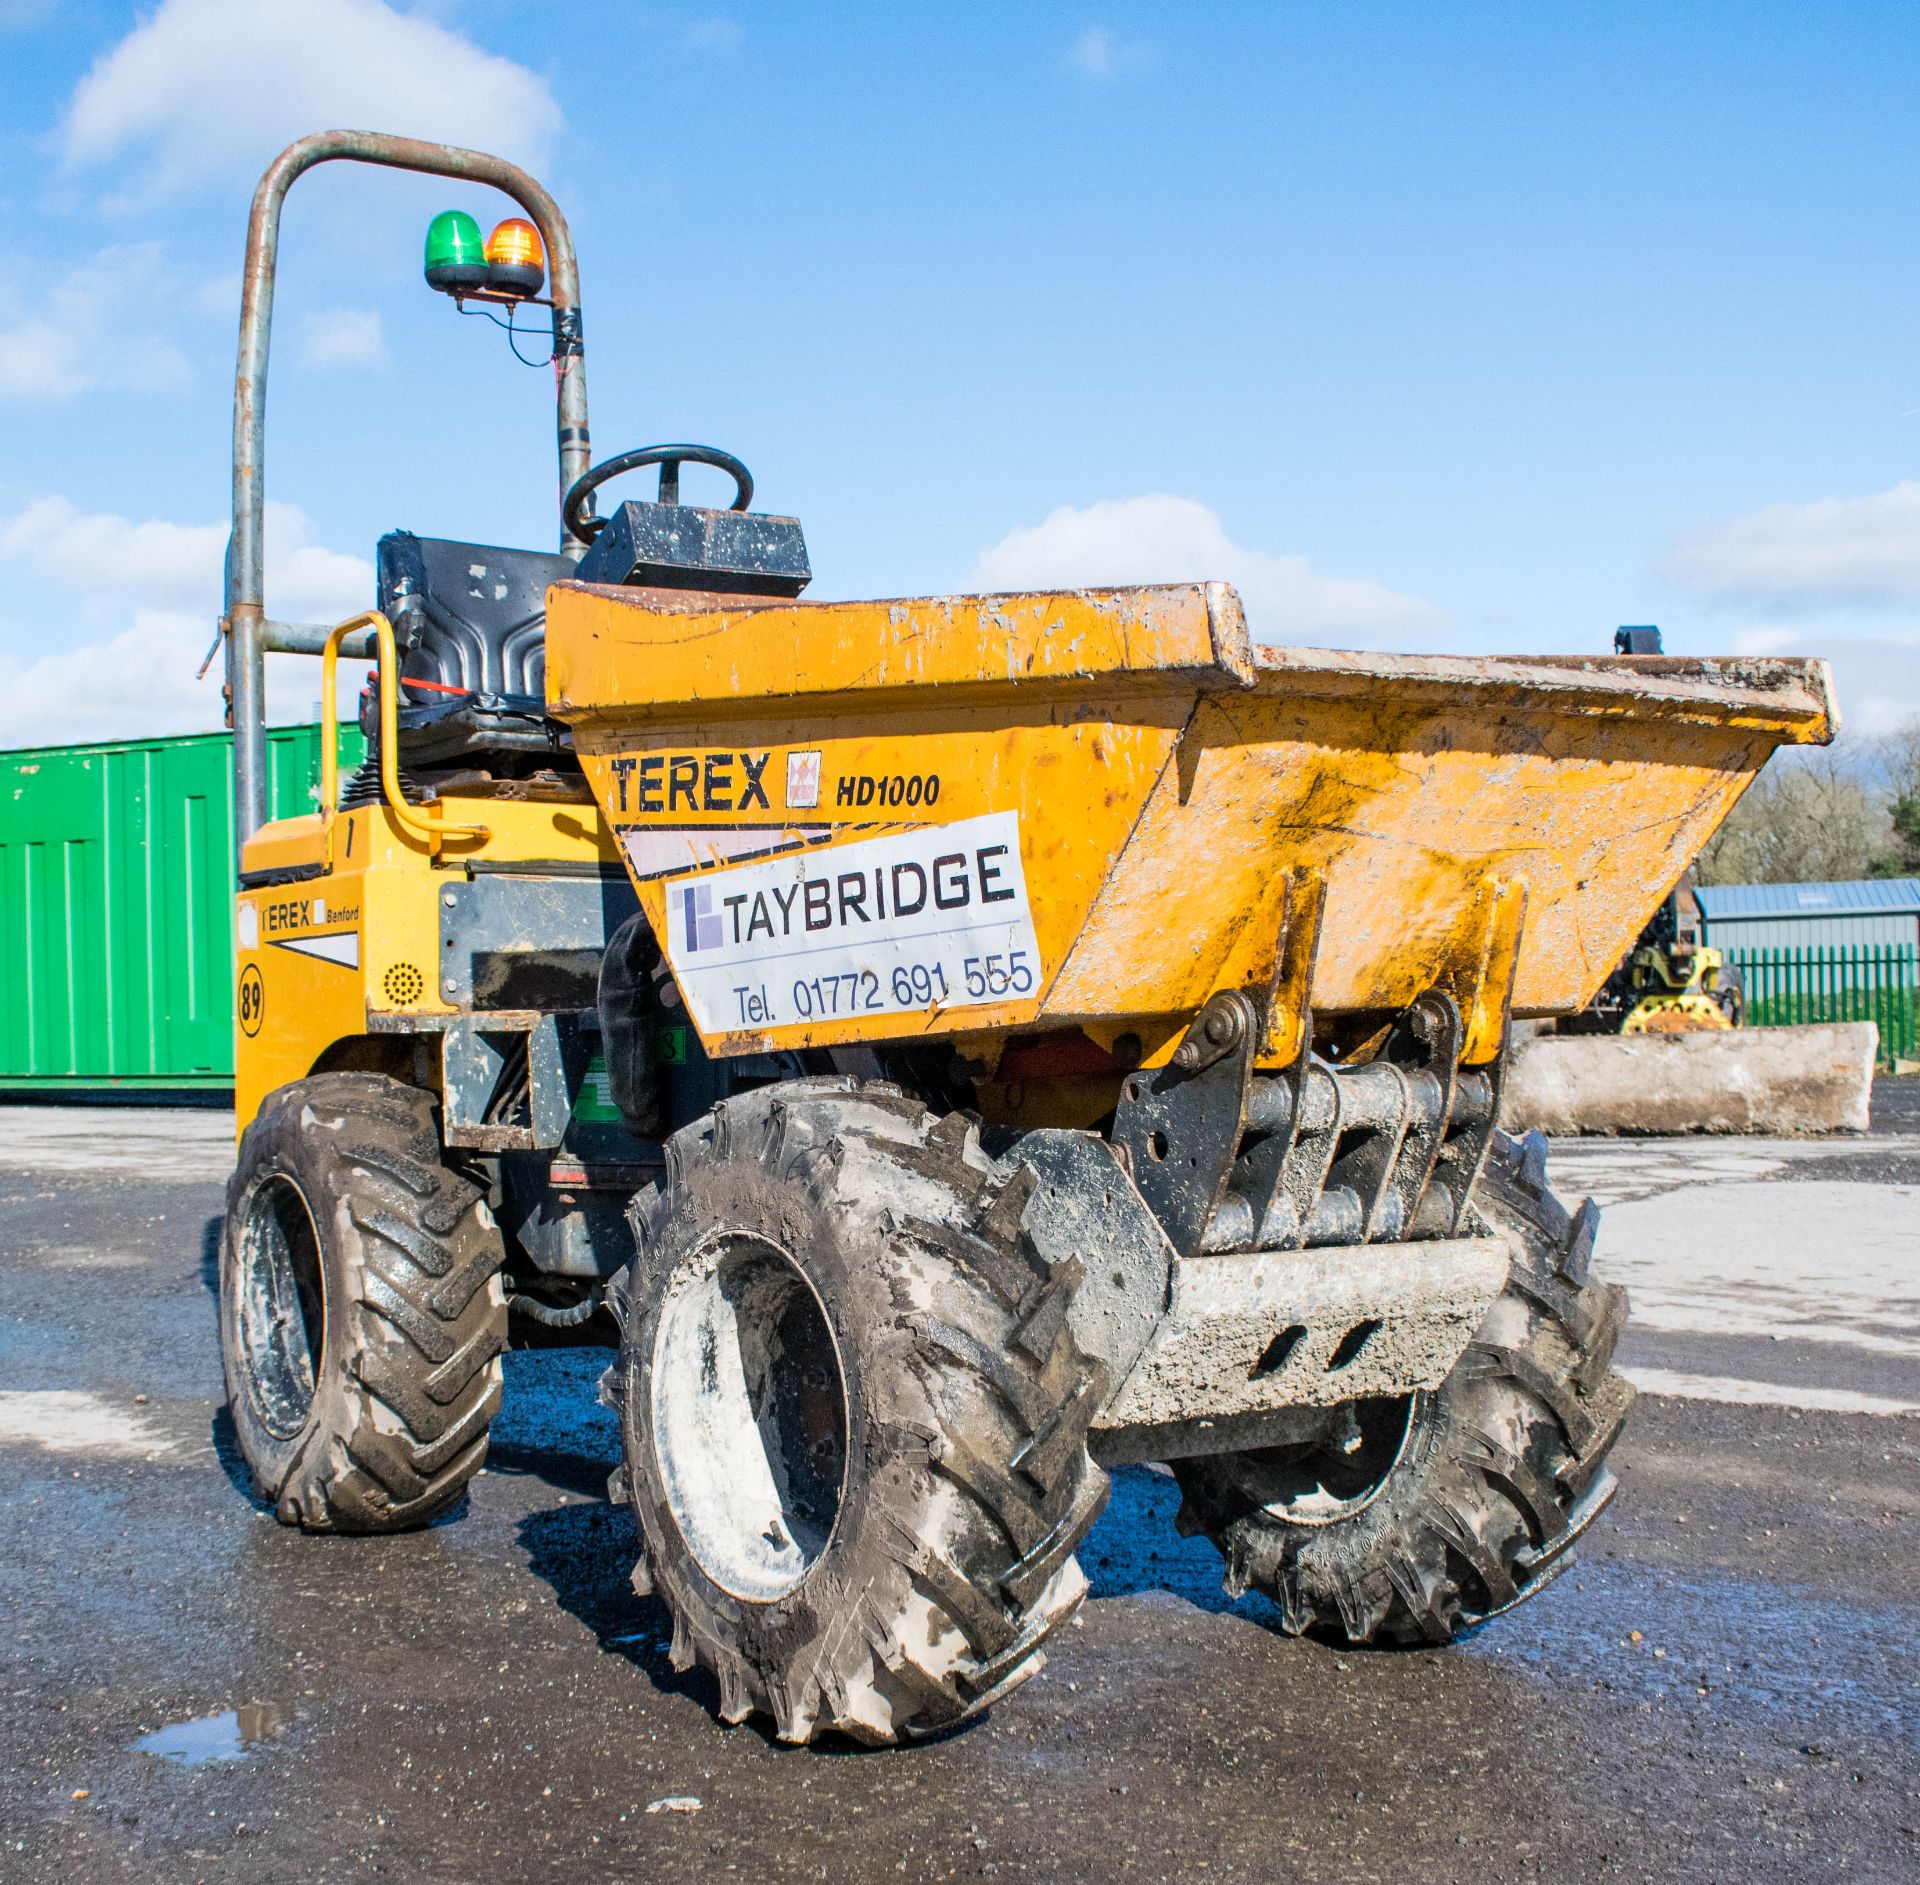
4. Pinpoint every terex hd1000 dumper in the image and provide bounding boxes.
[216,135,1835,1745]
